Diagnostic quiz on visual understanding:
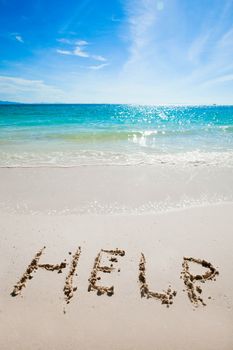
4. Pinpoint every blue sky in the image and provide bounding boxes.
[0,0,233,104]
